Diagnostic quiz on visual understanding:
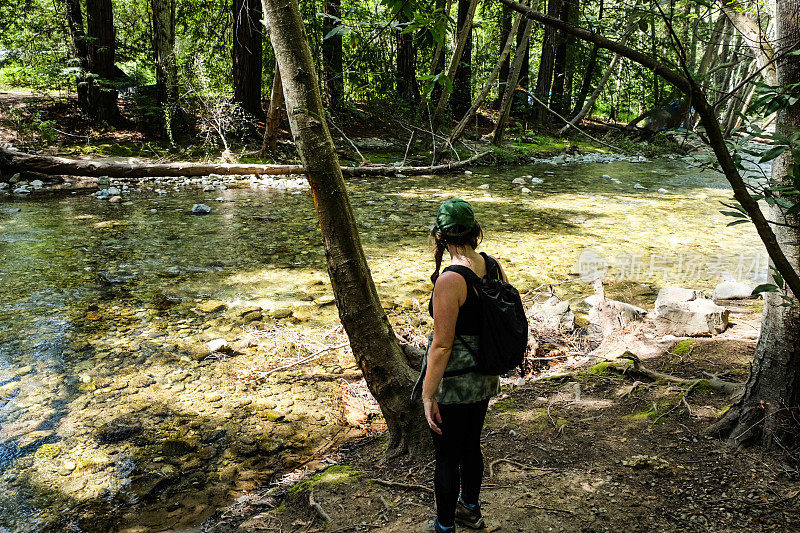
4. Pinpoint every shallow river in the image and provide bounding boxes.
[0,156,765,531]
